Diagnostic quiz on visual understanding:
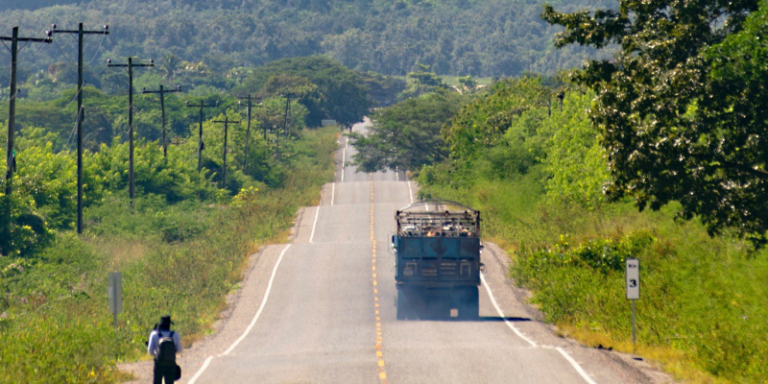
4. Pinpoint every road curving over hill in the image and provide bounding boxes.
[157,119,672,384]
